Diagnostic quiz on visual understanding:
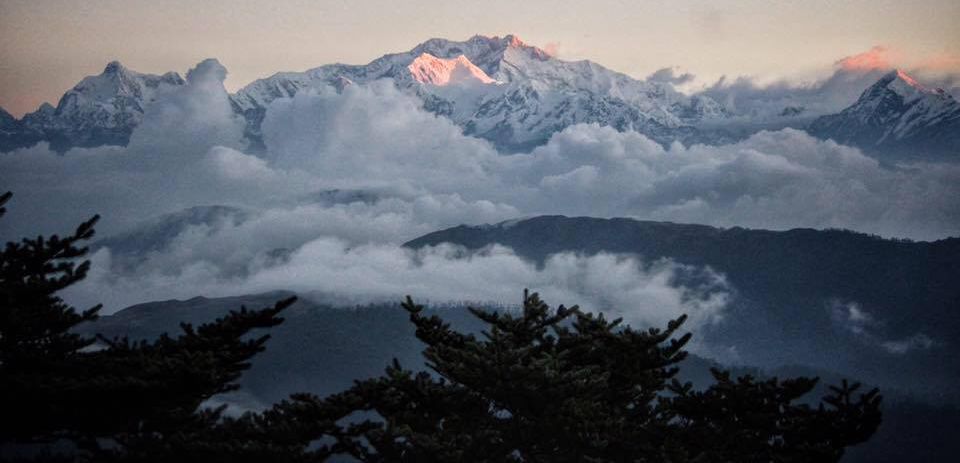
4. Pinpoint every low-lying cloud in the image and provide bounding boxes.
[2,57,958,325]
[64,241,729,338]
[830,300,939,355]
